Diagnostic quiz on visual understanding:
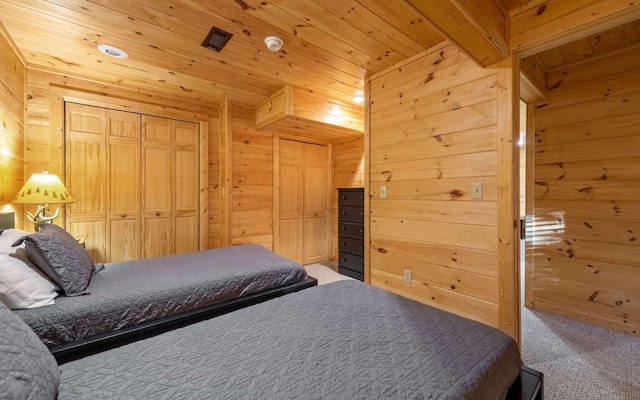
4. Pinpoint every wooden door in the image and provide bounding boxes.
[107,110,140,262]
[65,103,107,262]
[142,116,173,258]
[142,116,199,258]
[303,143,329,263]
[278,139,329,265]
[173,120,199,255]
[278,140,304,263]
